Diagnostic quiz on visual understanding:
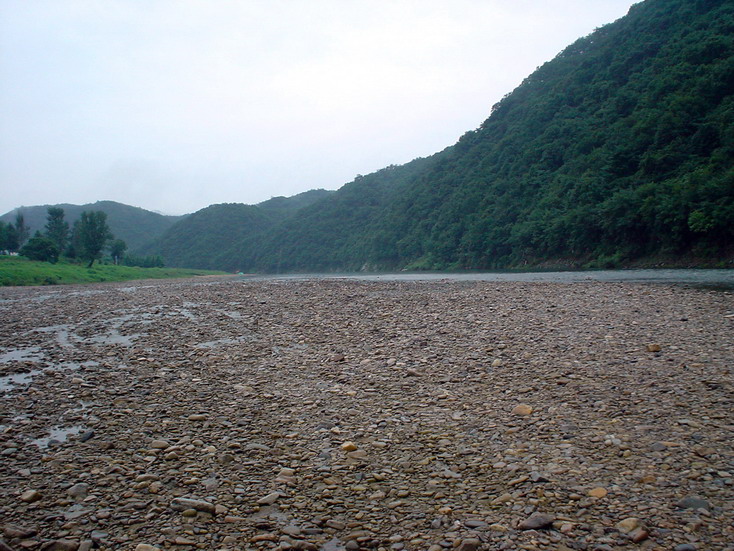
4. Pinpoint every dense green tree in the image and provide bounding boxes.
[109,239,127,265]
[0,221,19,252]
[44,207,70,252]
[76,211,113,267]
[20,232,60,263]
